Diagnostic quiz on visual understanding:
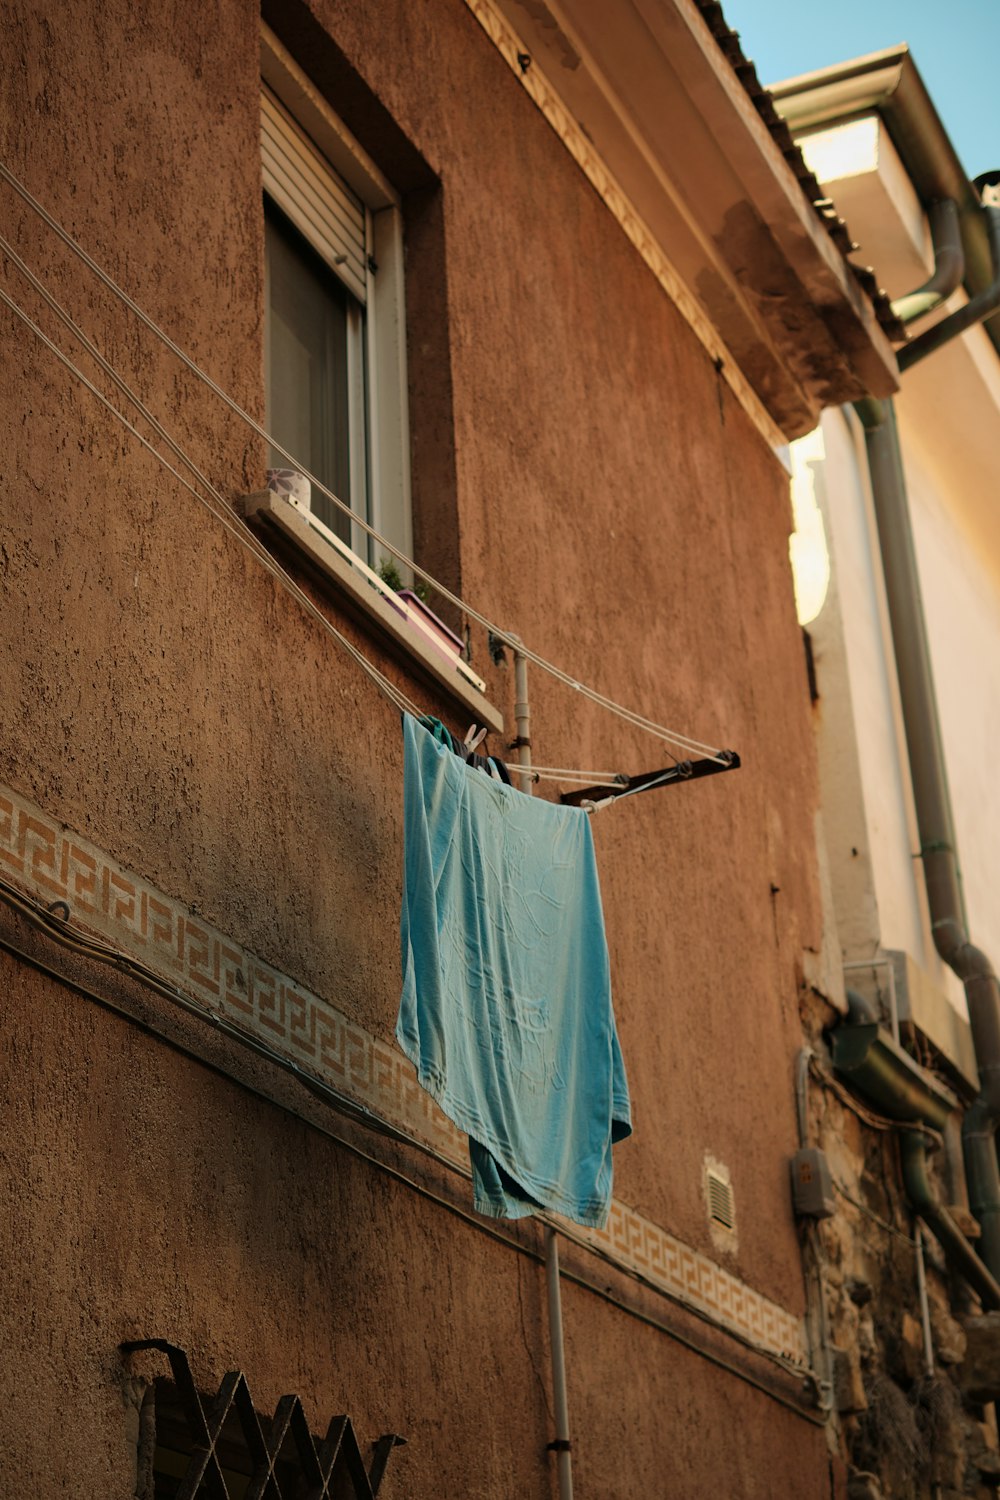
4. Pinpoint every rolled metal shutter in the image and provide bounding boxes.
[261,86,367,304]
